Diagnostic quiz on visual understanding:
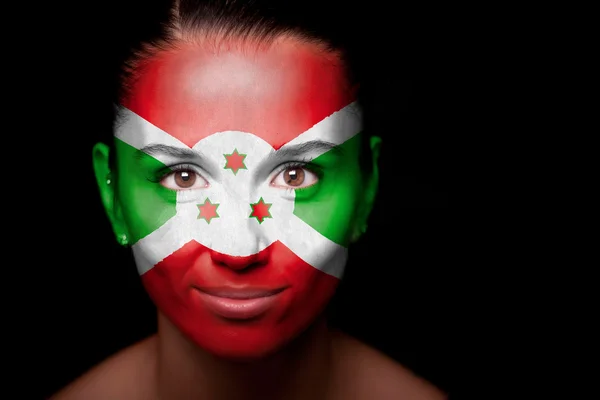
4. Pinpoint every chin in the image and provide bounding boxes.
[174,315,316,361]
[199,334,291,361]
